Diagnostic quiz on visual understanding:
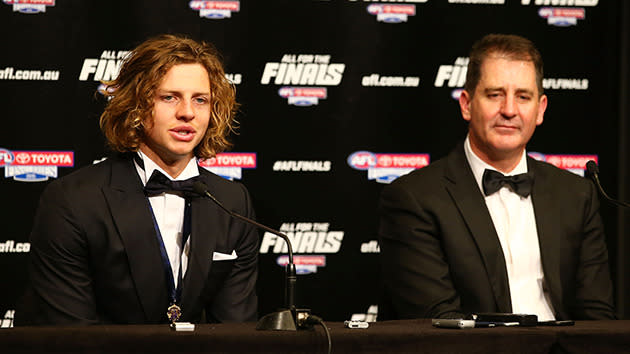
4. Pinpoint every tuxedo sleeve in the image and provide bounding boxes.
[378,180,464,319]
[18,180,99,325]
[571,180,616,319]
[206,182,258,323]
